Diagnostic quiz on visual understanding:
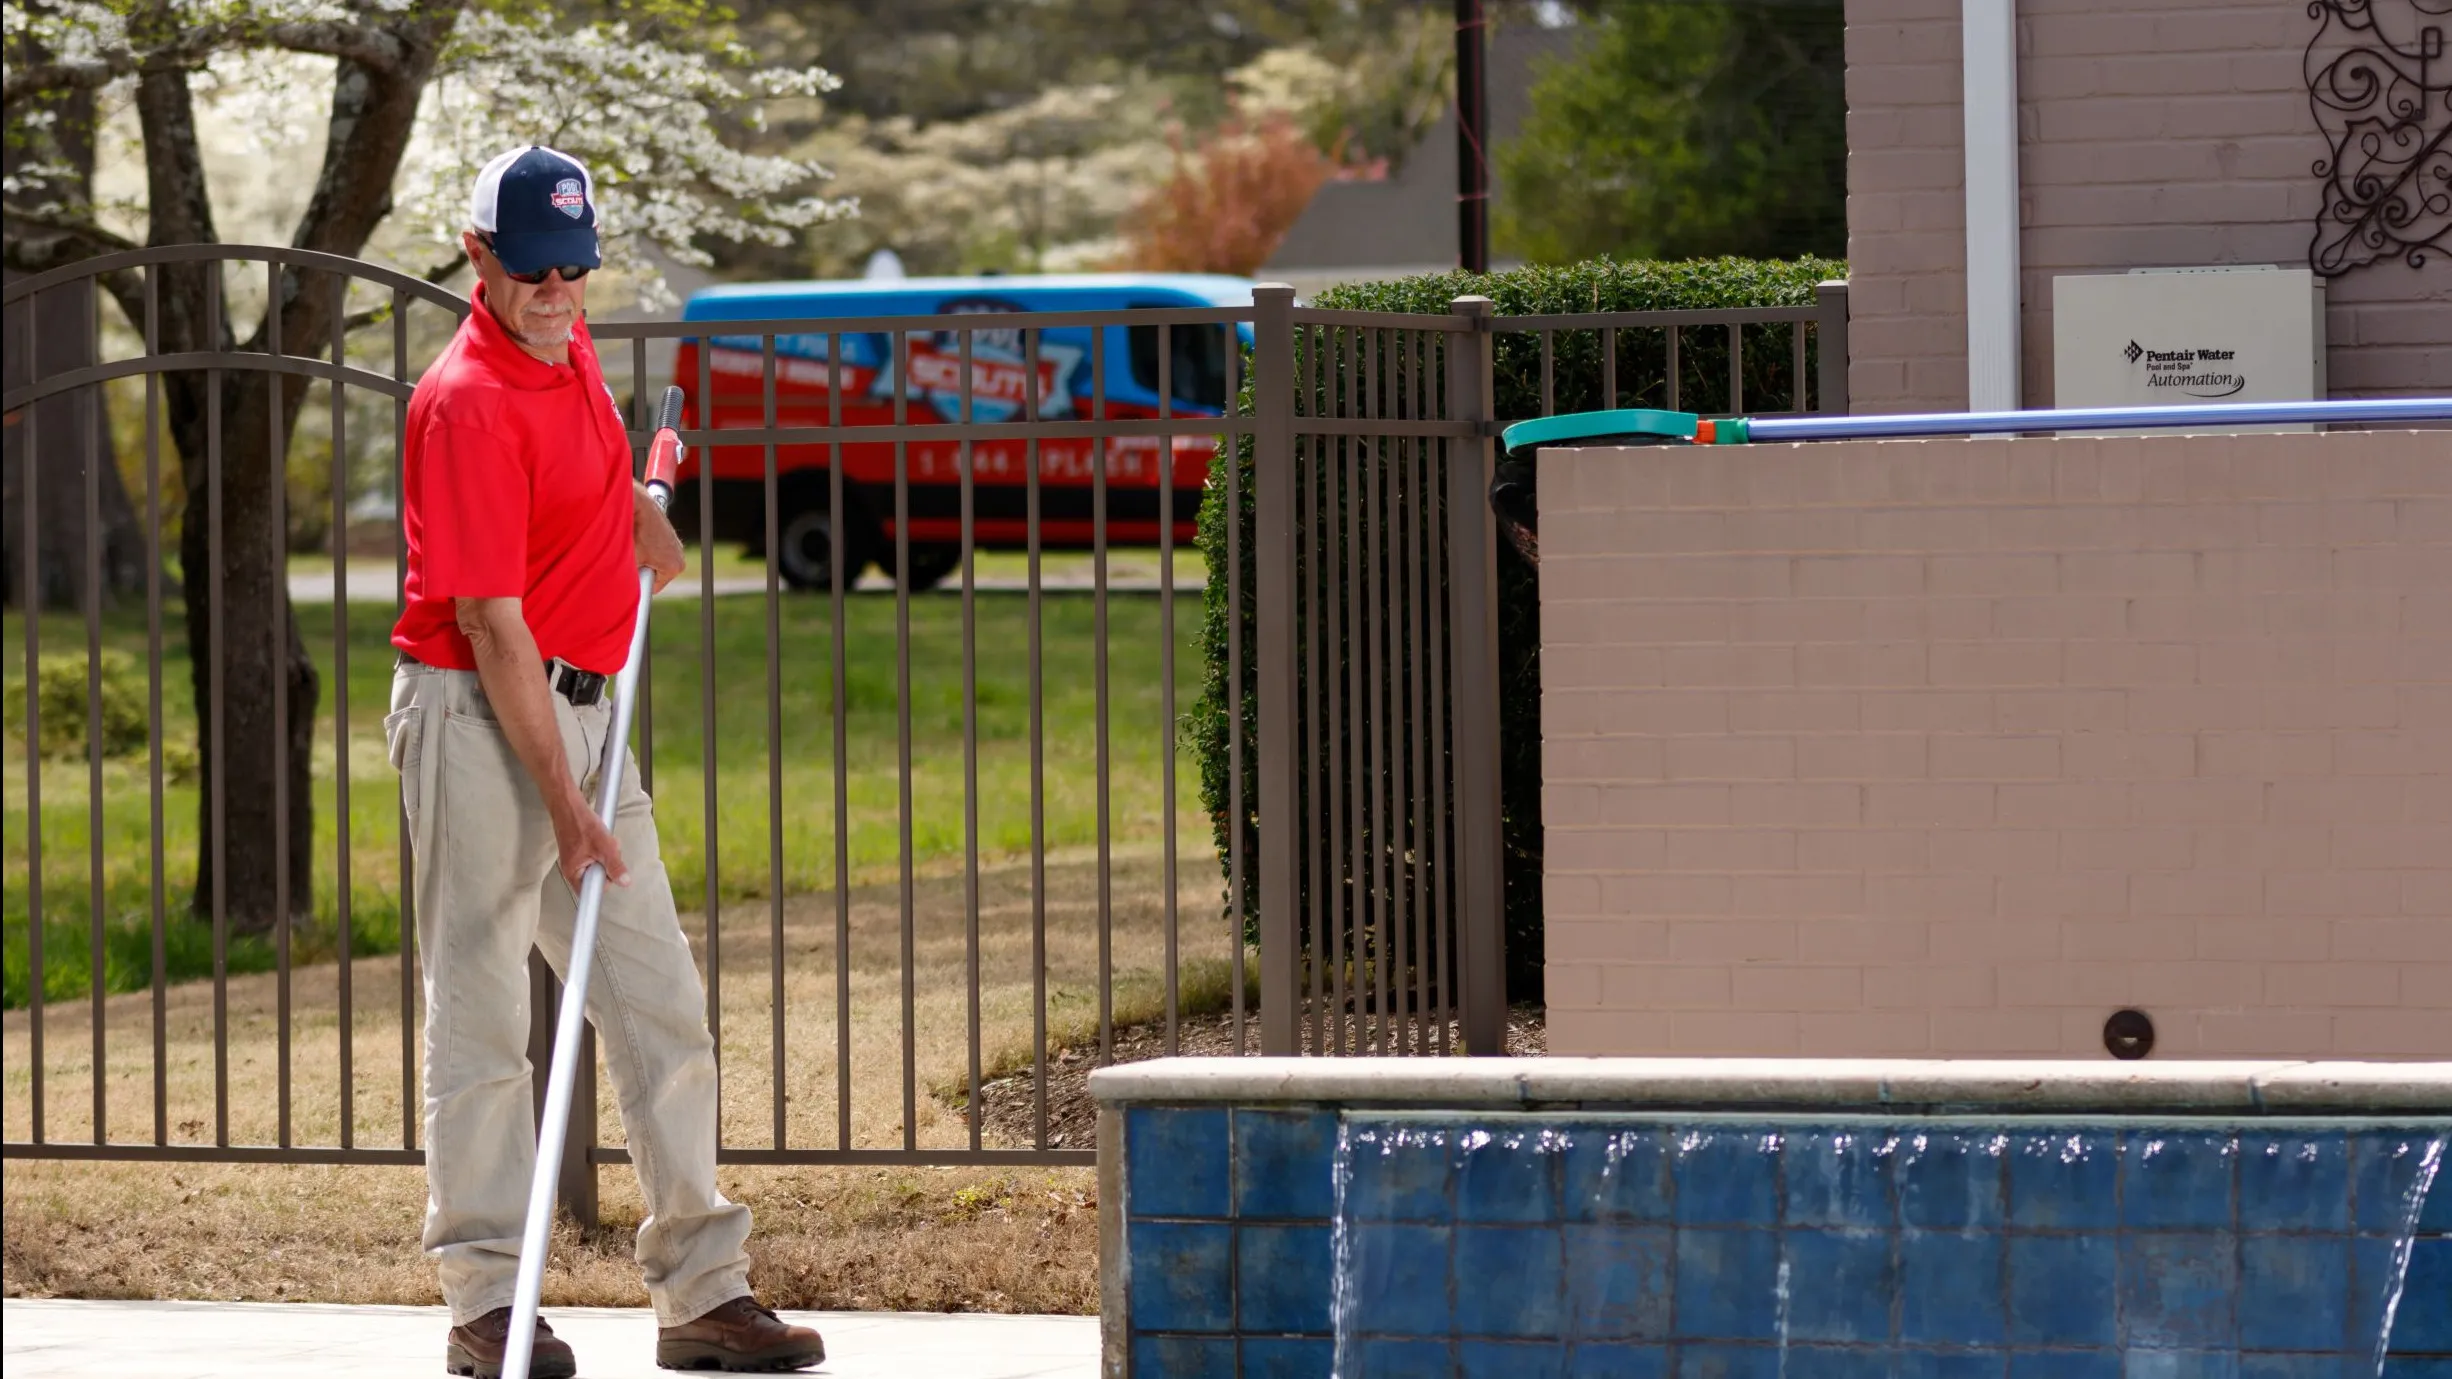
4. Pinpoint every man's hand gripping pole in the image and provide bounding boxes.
[504,386,684,1379]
